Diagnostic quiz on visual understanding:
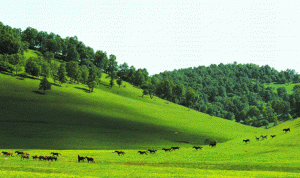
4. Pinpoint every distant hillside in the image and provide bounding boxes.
[0,72,260,149]
[153,63,300,128]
